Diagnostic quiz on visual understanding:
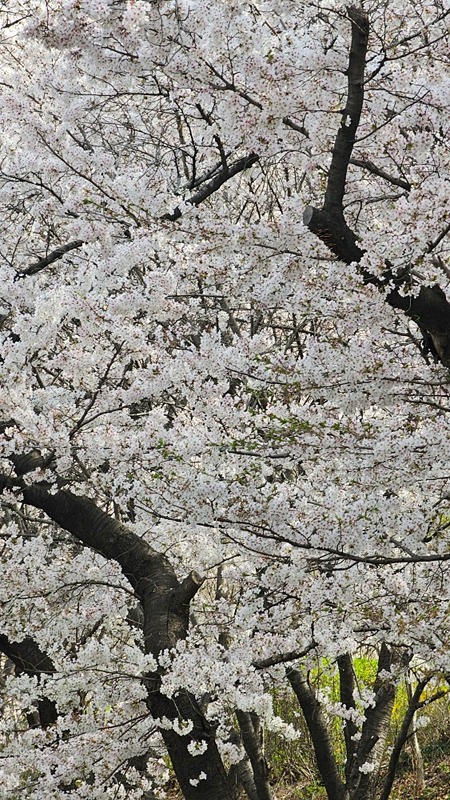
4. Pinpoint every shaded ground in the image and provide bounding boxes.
[166,740,450,799]
[391,752,450,800]
[274,743,450,800]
